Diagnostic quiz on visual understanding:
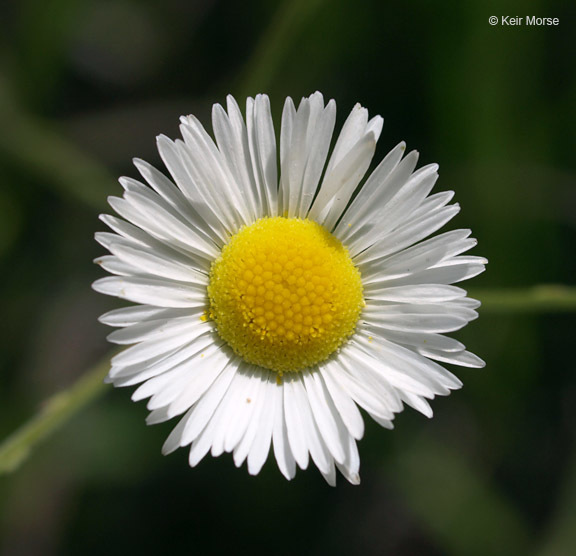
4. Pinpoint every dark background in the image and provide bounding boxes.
[1,0,575,554]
